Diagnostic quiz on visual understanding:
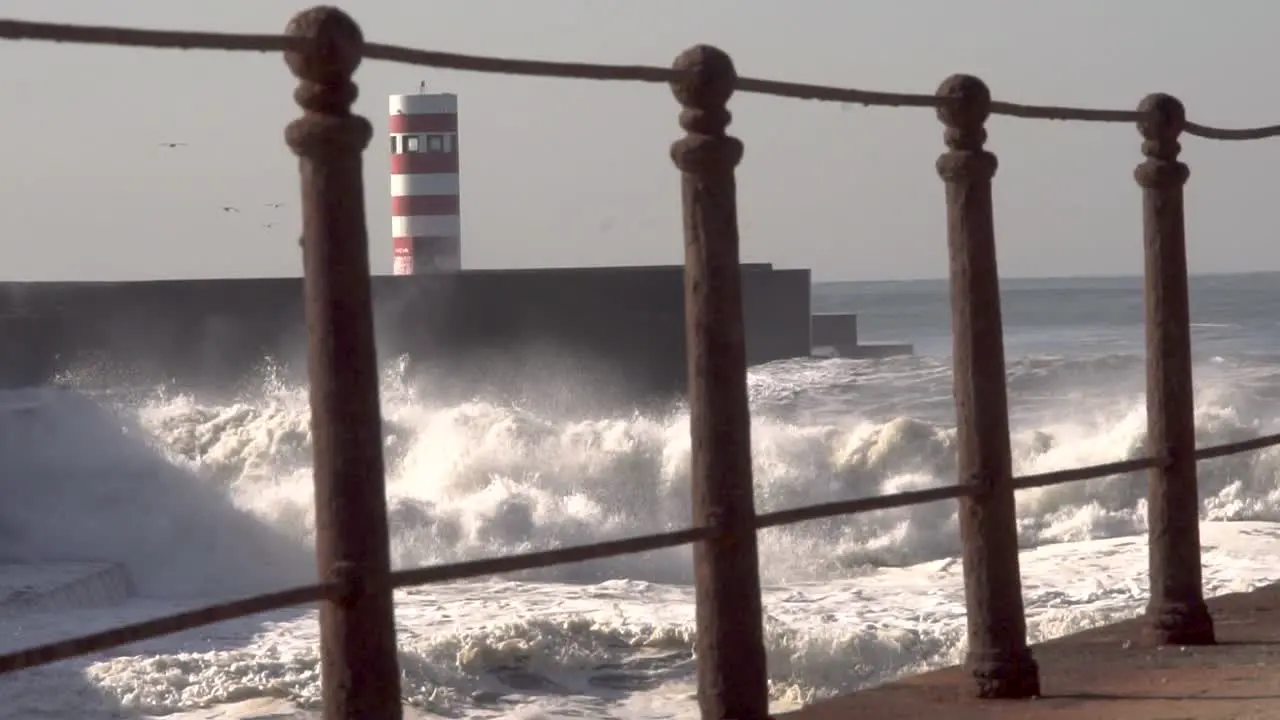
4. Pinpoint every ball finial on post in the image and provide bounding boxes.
[285,6,364,91]
[936,74,992,153]
[1136,93,1189,183]
[1138,93,1187,142]
[284,6,372,157]
[669,44,742,173]
[935,74,996,183]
